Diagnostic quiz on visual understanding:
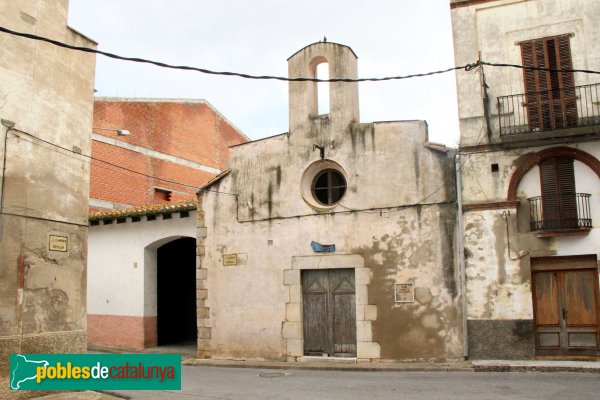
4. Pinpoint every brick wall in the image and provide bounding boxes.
[91,99,247,210]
